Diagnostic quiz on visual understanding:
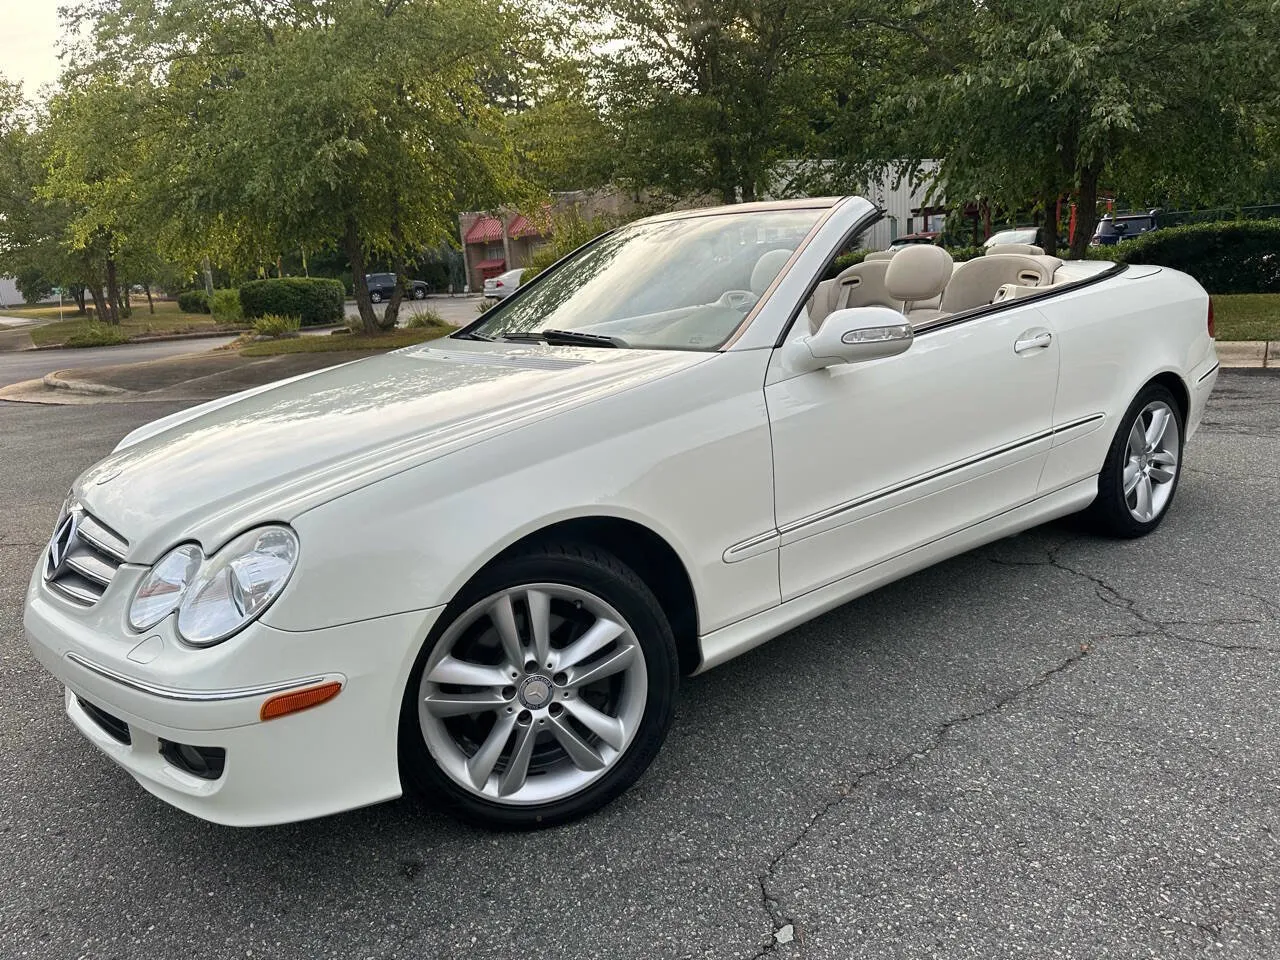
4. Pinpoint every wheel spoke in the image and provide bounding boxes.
[527,589,552,665]
[1150,463,1177,483]
[1135,475,1154,520]
[423,689,508,718]
[467,711,517,788]
[1151,449,1177,468]
[564,698,626,751]
[566,642,637,689]
[426,656,509,688]
[1123,461,1142,495]
[1127,421,1147,458]
[488,594,524,667]
[1145,407,1171,448]
[497,722,538,797]
[549,715,605,771]
[557,618,625,669]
